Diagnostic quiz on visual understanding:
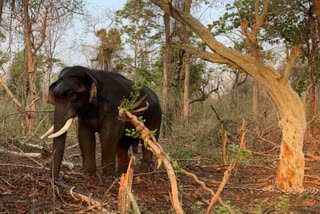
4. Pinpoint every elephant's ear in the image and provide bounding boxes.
[89,82,97,103]
[87,72,98,103]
